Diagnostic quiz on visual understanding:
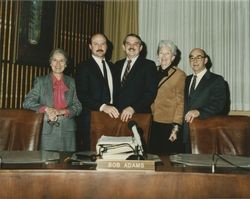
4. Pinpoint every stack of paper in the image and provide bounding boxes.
[96,135,137,160]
